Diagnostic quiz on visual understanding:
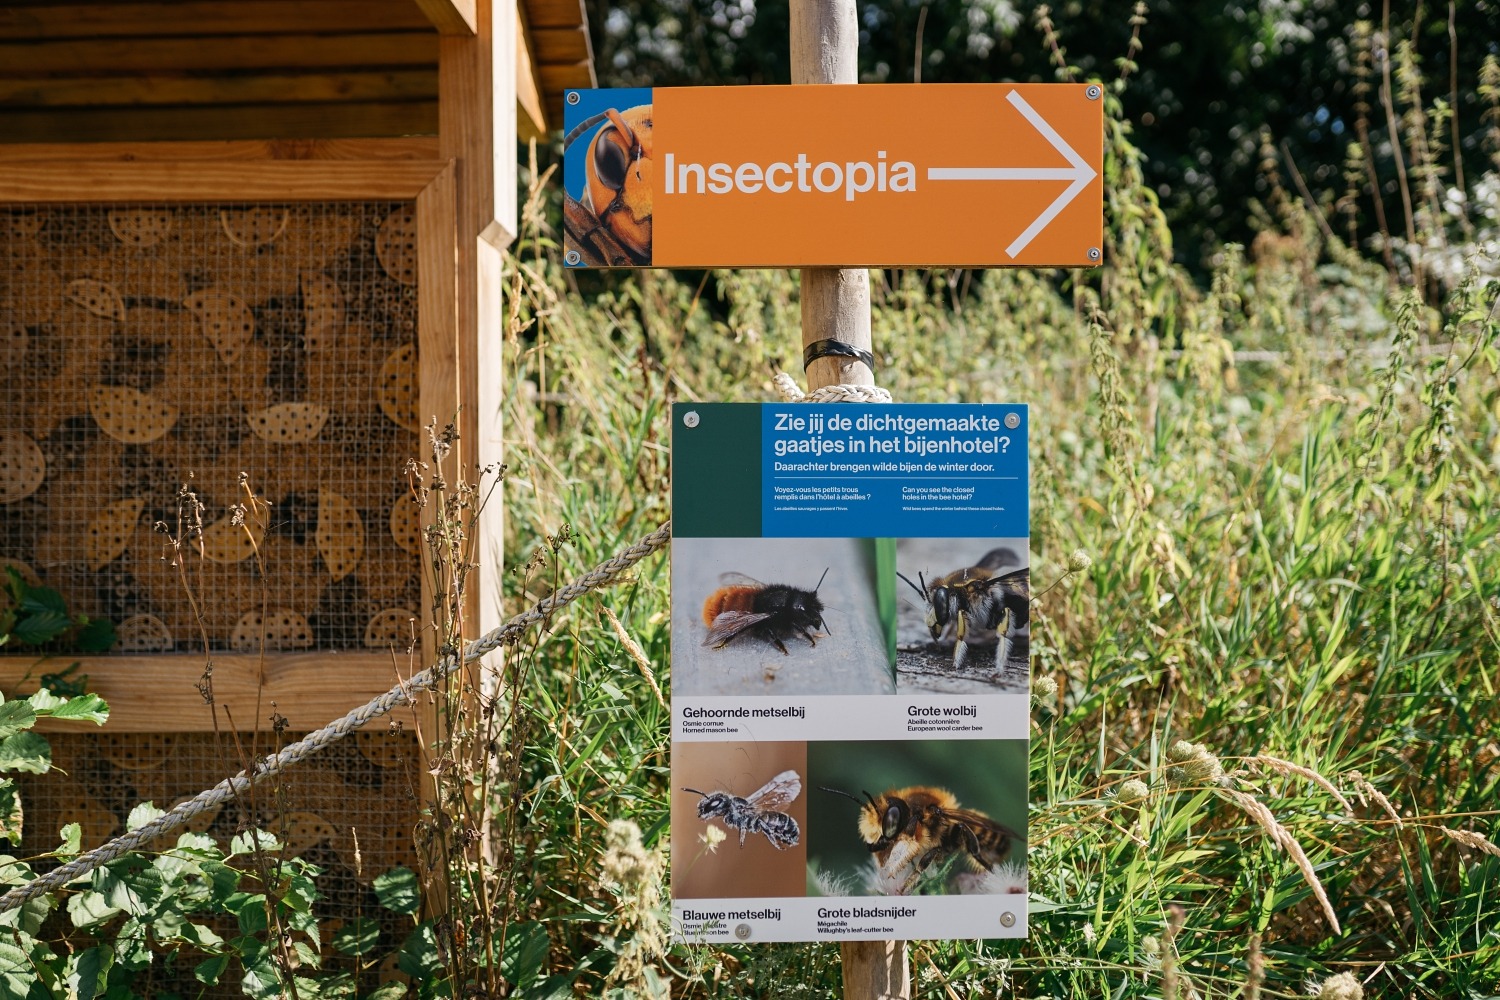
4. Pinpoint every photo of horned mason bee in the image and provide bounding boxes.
[672,538,895,696]
[895,539,1029,694]
[806,739,1027,898]
[701,569,829,654]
